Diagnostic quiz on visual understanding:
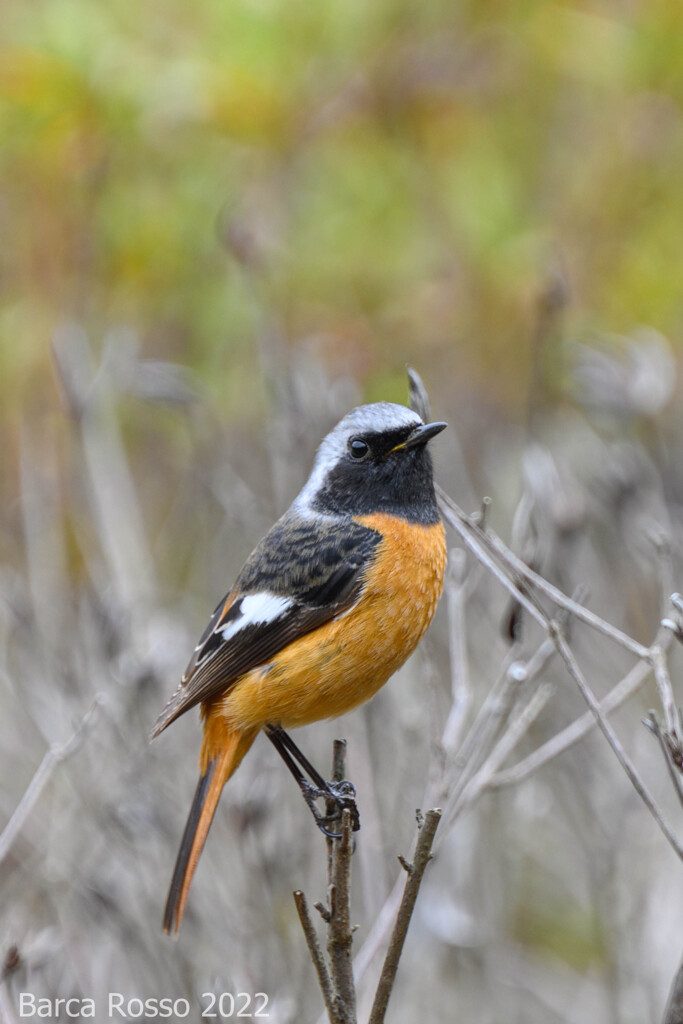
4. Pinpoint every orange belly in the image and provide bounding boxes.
[218,514,447,732]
